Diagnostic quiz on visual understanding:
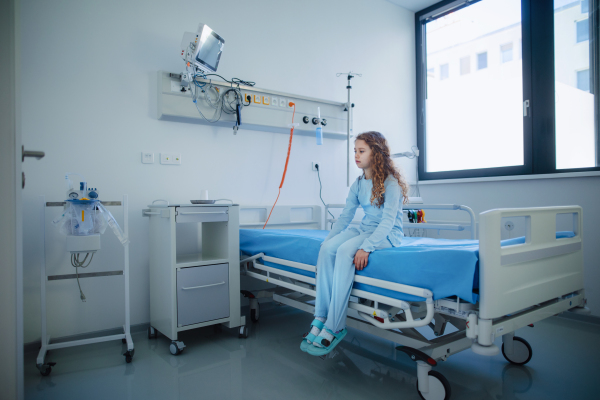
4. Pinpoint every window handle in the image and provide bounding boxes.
[523,100,530,117]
